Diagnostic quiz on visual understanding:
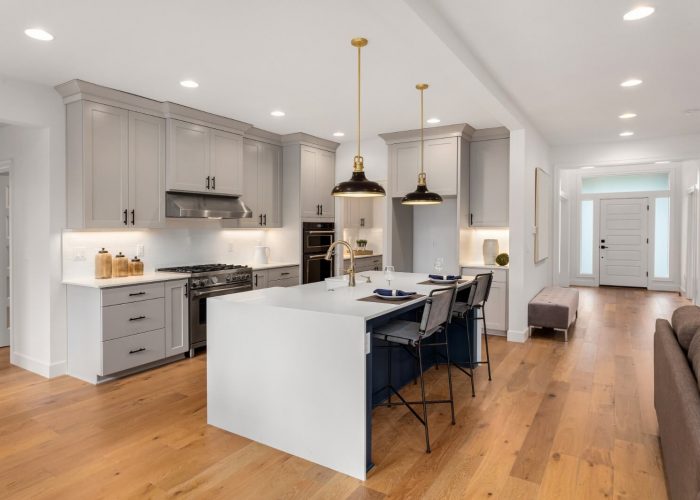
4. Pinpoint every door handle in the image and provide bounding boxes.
[128,291,146,297]
[129,347,146,354]
[123,209,128,226]
[470,213,473,225]
[212,176,216,190]
[320,204,323,215]
[263,214,267,226]
[206,176,211,189]
[131,209,135,225]
[600,245,608,249]
[254,274,258,287]
[129,315,146,321]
